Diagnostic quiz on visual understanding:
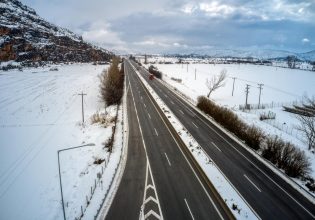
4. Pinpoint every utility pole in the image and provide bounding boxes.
[231,77,236,96]
[258,83,264,109]
[195,68,196,80]
[144,54,147,64]
[245,84,250,110]
[187,63,188,73]
[78,92,87,123]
